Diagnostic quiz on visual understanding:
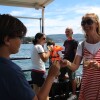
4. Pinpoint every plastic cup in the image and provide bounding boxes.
[83,55,93,67]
